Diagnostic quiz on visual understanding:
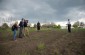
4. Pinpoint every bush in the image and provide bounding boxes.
[53,25,61,29]
[34,24,37,28]
[57,25,61,29]
[73,21,80,28]
[73,24,78,28]
[1,23,9,29]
